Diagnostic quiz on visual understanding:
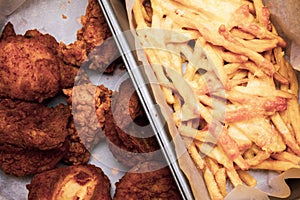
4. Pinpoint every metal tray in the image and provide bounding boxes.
[98,0,197,199]
[98,0,300,200]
